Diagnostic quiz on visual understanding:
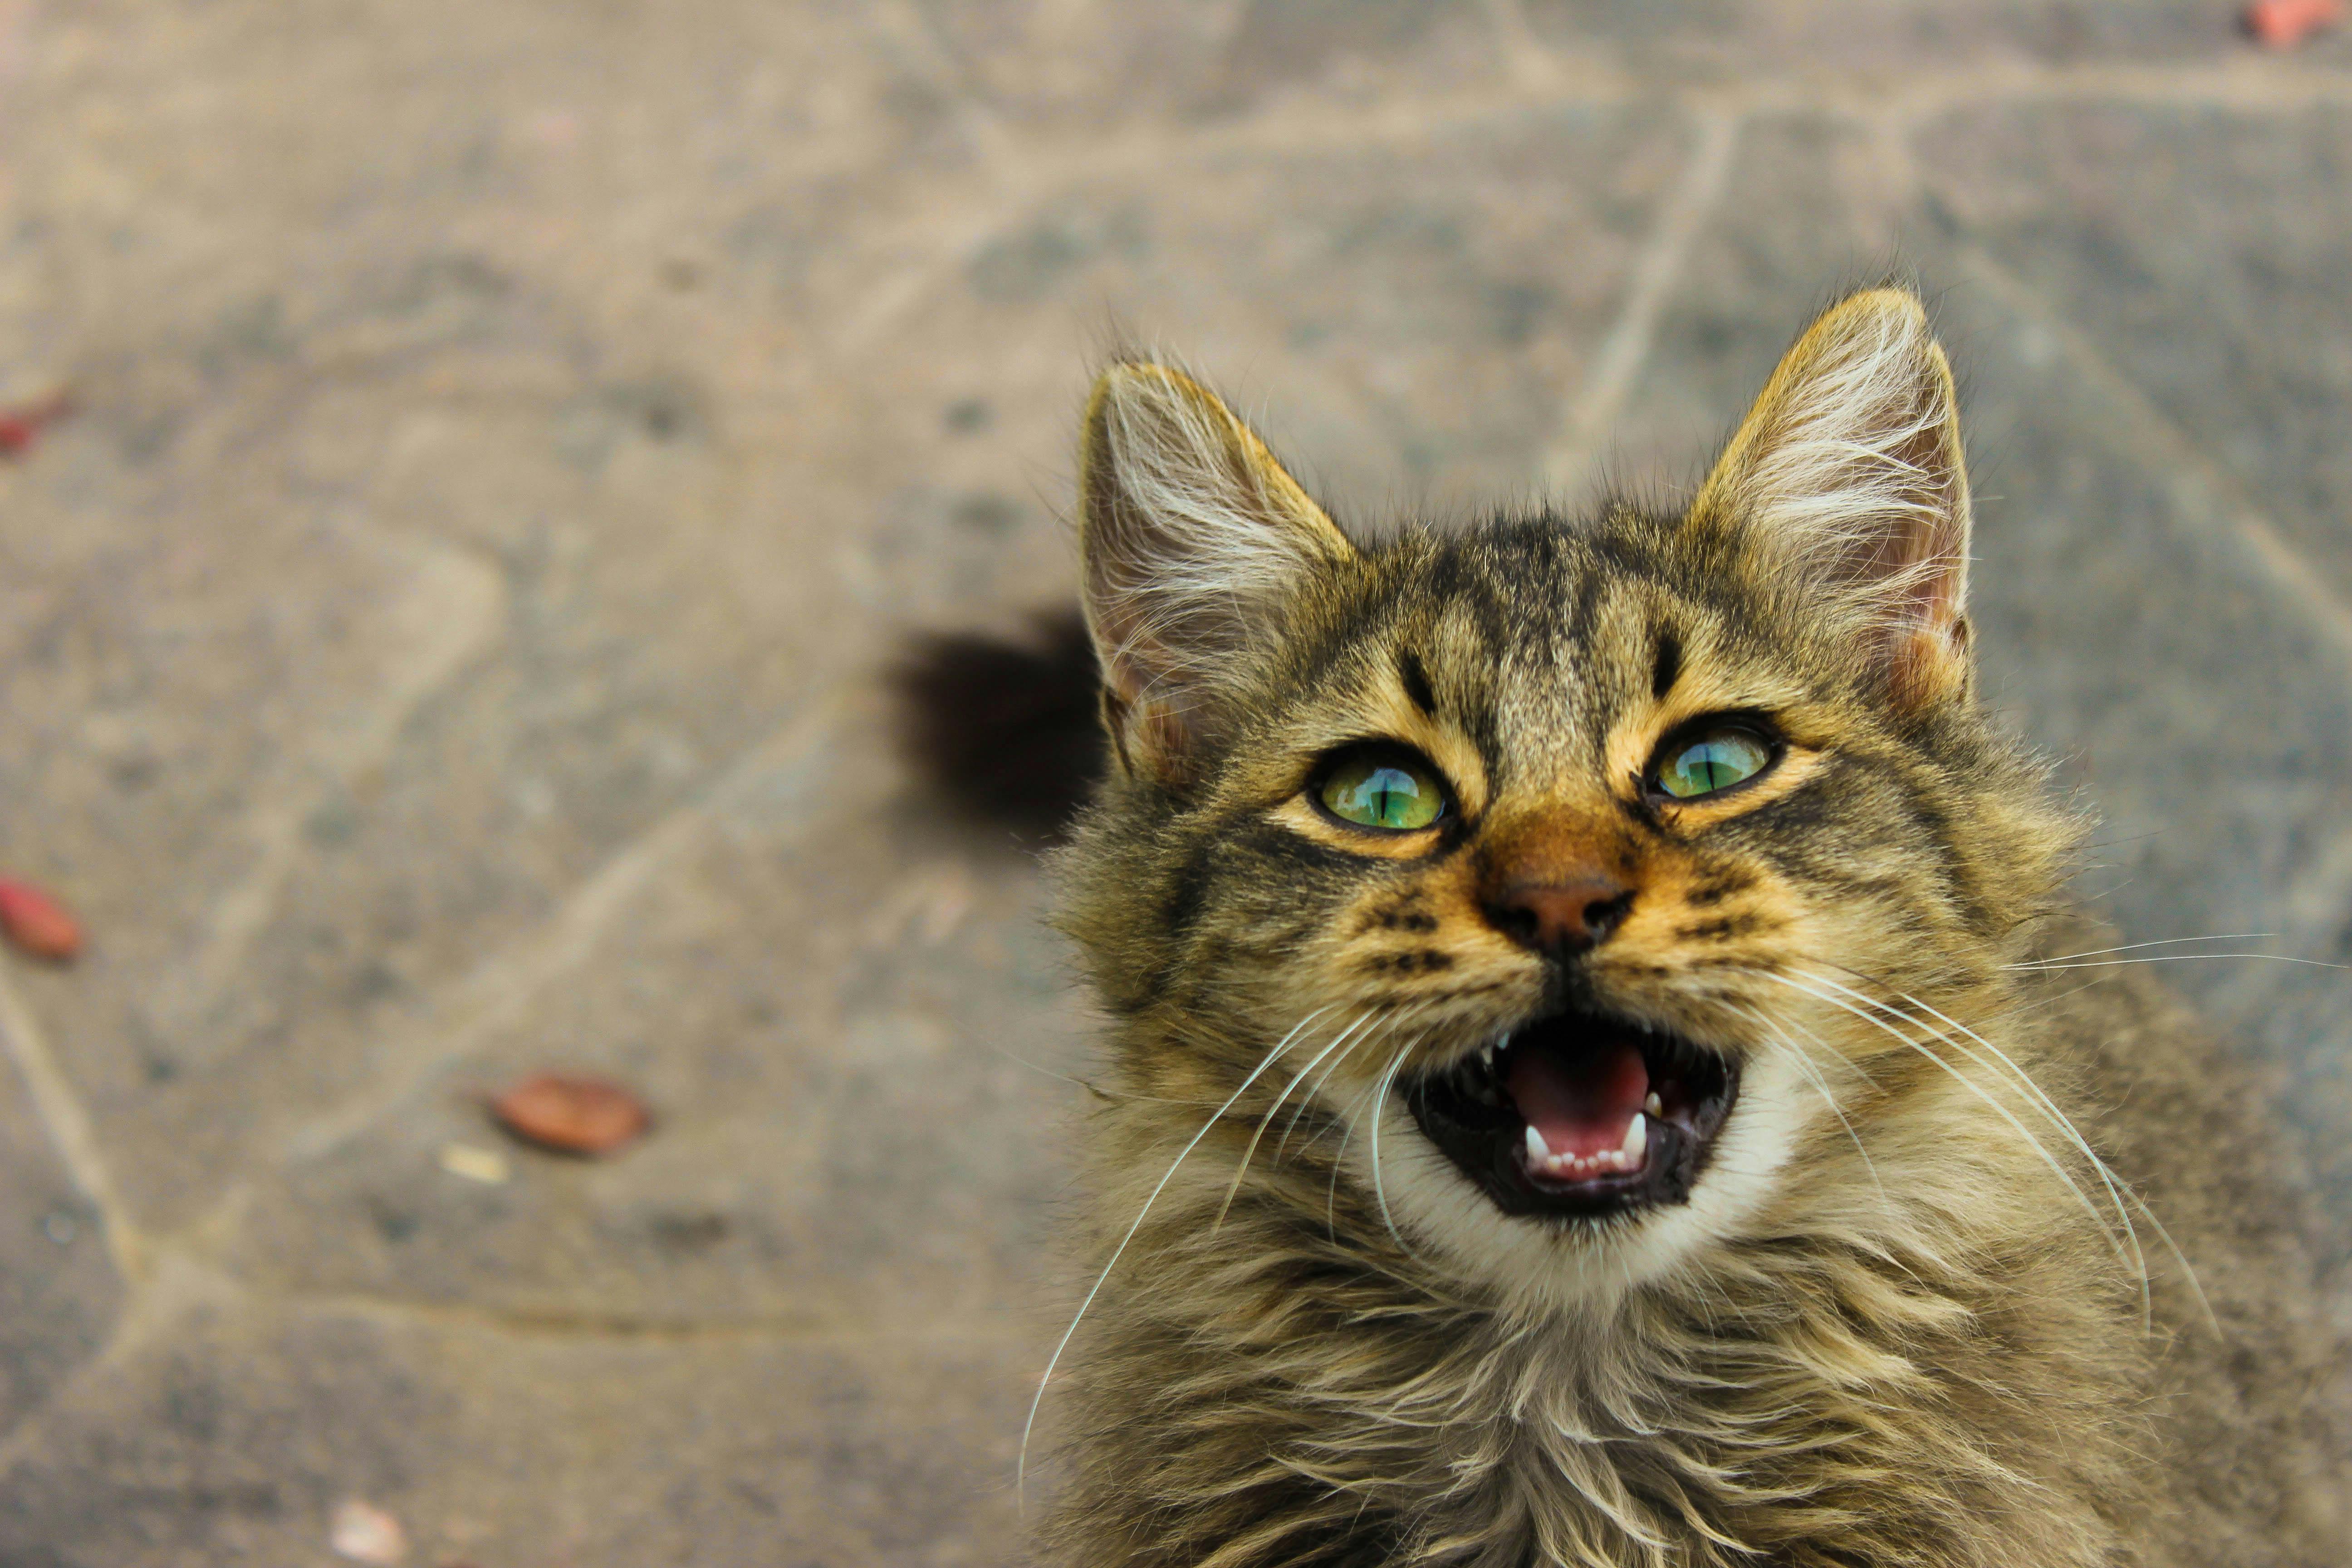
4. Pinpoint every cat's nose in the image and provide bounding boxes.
[1486,878,1635,958]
